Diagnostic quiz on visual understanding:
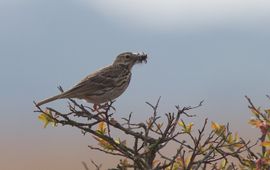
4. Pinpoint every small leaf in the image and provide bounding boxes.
[114,138,126,146]
[227,134,233,144]
[120,159,131,167]
[261,141,270,147]
[185,123,194,133]
[211,121,220,131]
[211,121,226,135]
[114,138,121,145]
[175,157,184,168]
[265,149,270,157]
[219,159,227,169]
[185,156,191,167]
[234,132,239,142]
[94,137,115,151]
[146,119,153,128]
[178,121,185,127]
[234,143,244,148]
[97,122,107,135]
[38,109,56,128]
[241,159,255,168]
[248,119,263,128]
[178,121,193,133]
